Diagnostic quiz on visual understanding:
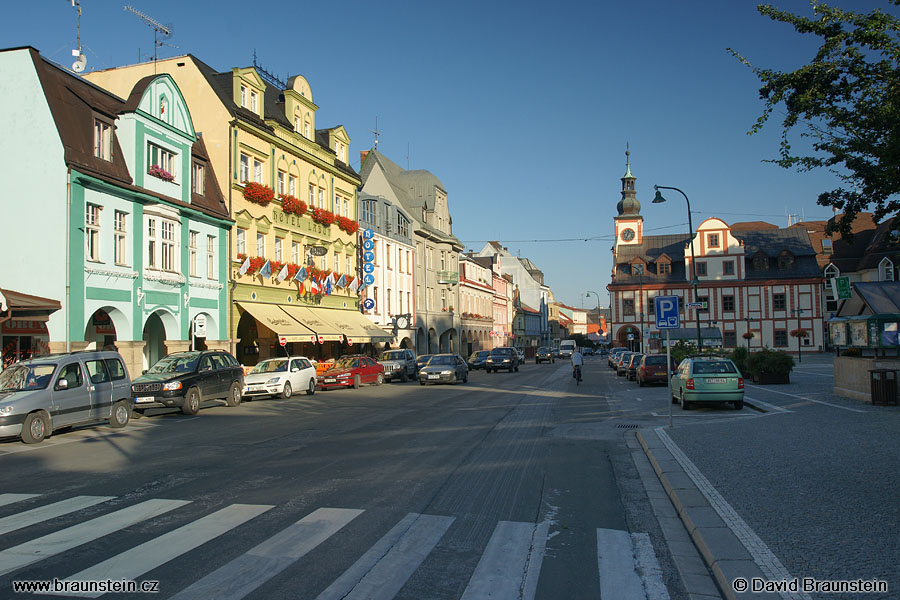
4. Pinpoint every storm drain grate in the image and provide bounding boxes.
[616,424,641,429]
